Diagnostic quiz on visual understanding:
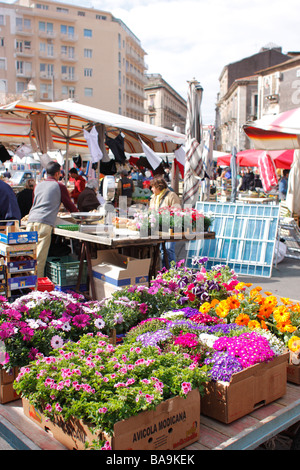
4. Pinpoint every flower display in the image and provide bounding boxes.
[133,207,212,234]
[14,332,208,449]
[0,291,105,369]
